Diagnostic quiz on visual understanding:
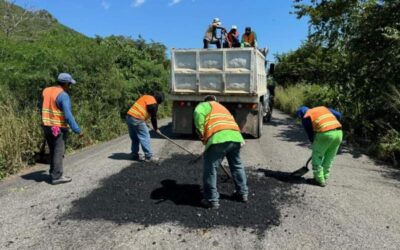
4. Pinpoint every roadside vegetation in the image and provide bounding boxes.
[274,0,400,166]
[0,1,170,178]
